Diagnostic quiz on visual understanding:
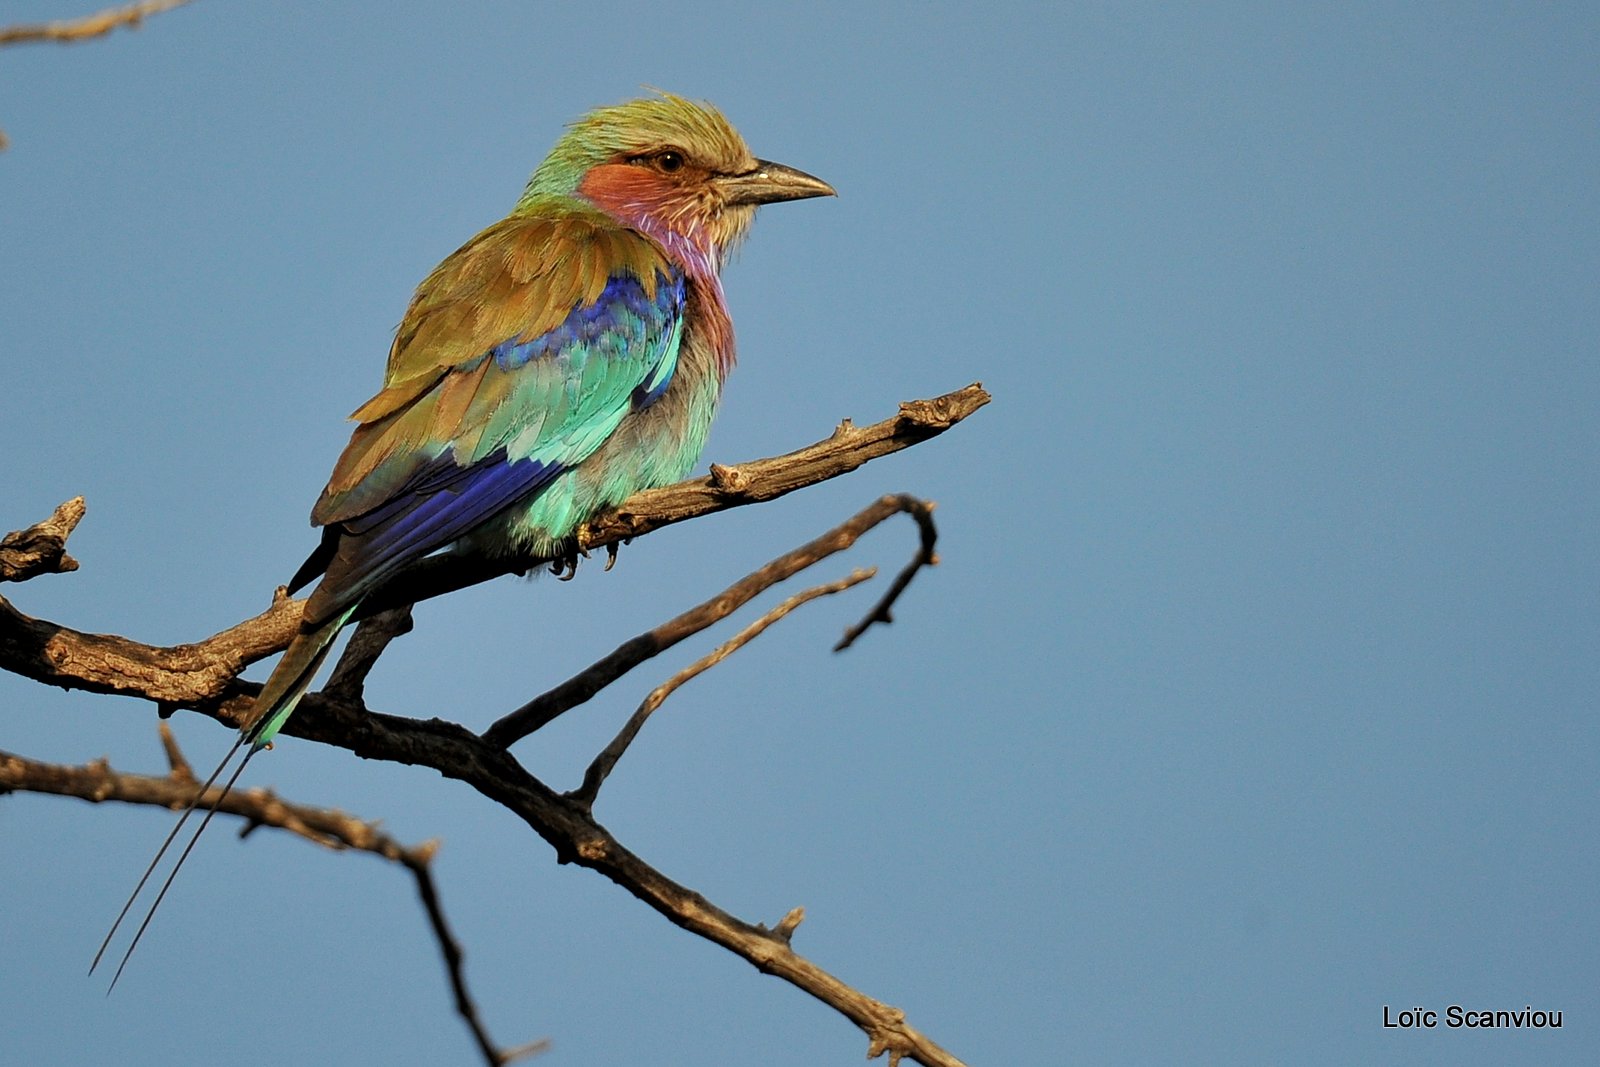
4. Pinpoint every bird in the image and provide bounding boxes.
[92,92,834,986]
